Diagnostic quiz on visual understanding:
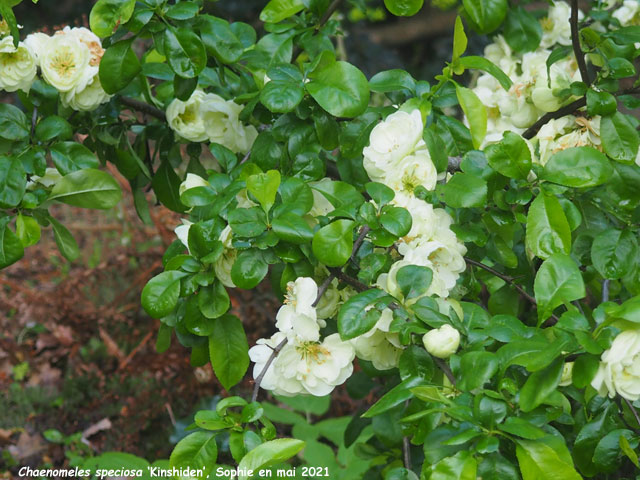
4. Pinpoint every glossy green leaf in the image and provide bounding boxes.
[49,217,79,262]
[247,170,281,214]
[16,214,40,248]
[462,0,507,34]
[307,61,370,118]
[164,27,207,78]
[383,0,424,16]
[50,142,99,175]
[231,249,268,289]
[238,439,305,480]
[369,69,416,93]
[362,377,423,418]
[0,156,25,208]
[0,217,24,269]
[0,103,29,140]
[484,131,531,179]
[198,15,244,64]
[519,357,563,412]
[272,212,314,244]
[601,112,640,163]
[443,172,487,208]
[591,229,638,279]
[312,219,354,267]
[35,116,72,142]
[198,281,230,319]
[89,0,135,37]
[542,147,613,188]
[169,431,217,476]
[141,271,188,319]
[380,205,412,237]
[209,314,249,391]
[455,85,486,149]
[525,193,571,259]
[503,7,542,52]
[49,169,122,210]
[458,351,499,391]
[99,38,141,94]
[396,265,432,300]
[534,254,585,324]
[516,437,582,480]
[338,288,392,340]
[260,0,305,23]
